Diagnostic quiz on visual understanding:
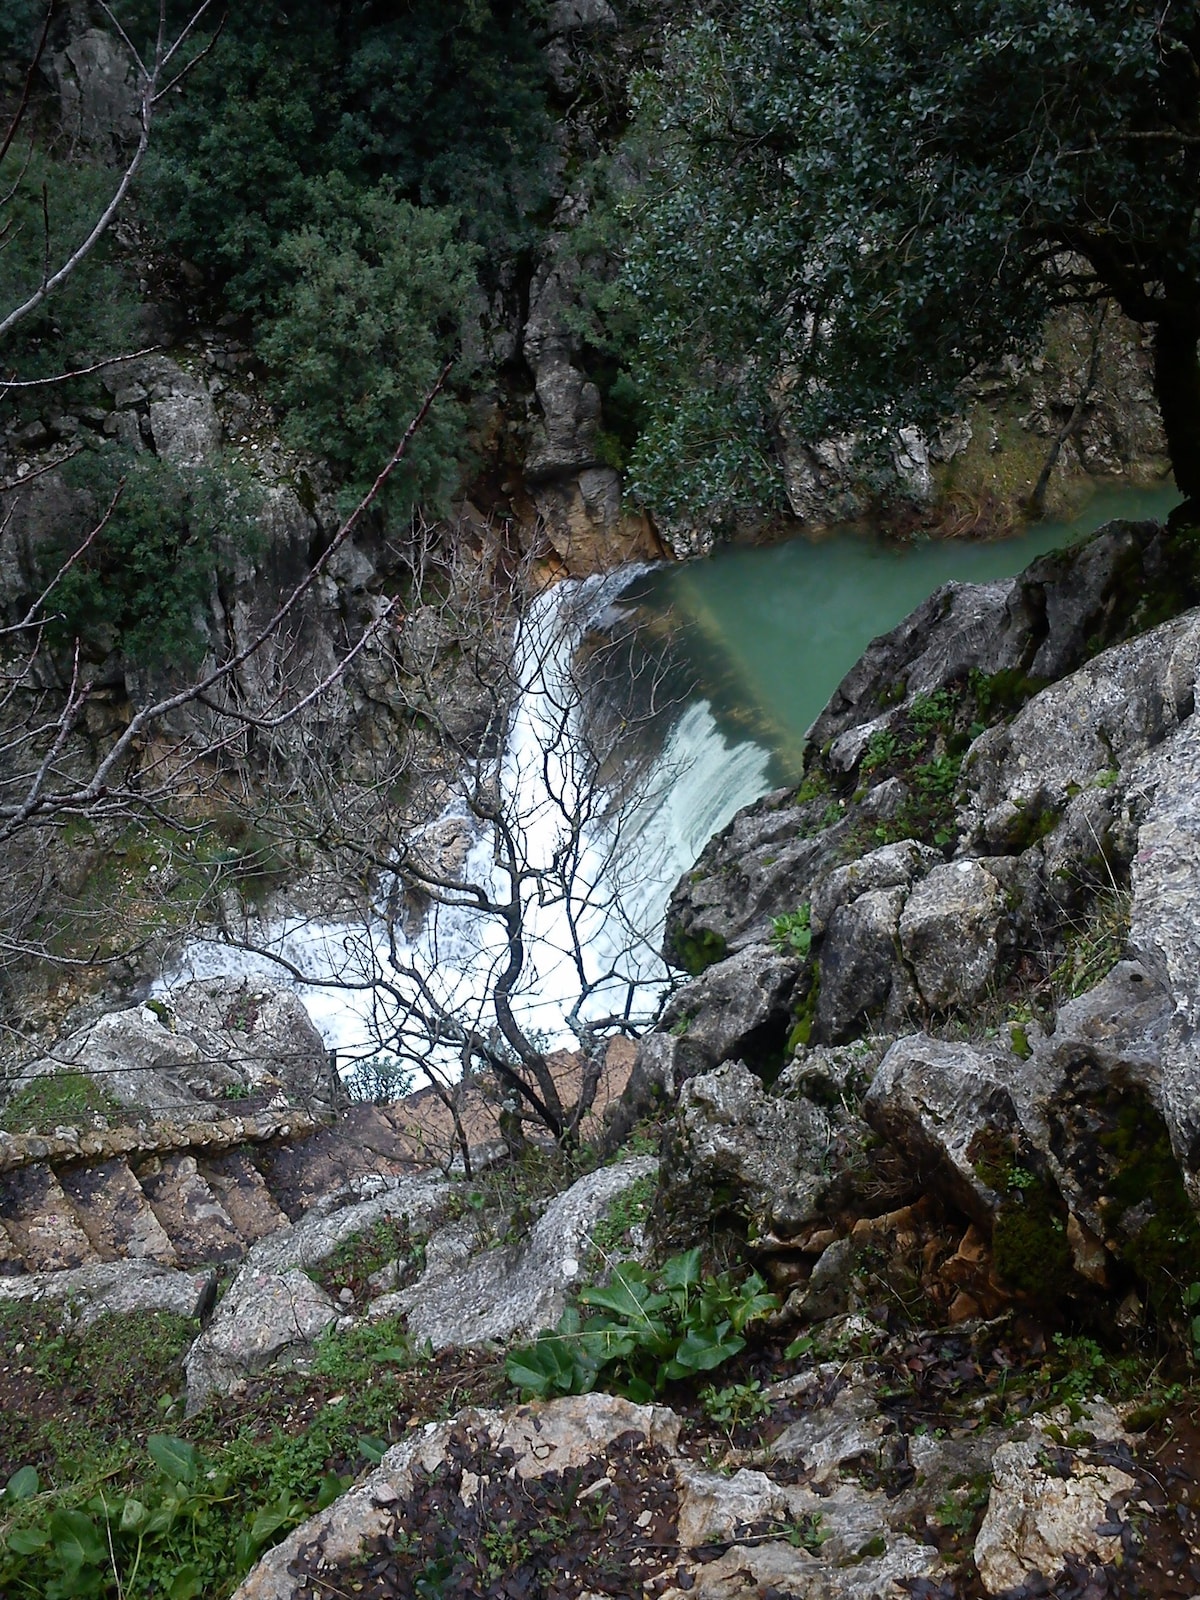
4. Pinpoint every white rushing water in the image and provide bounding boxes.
[159,571,772,1078]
